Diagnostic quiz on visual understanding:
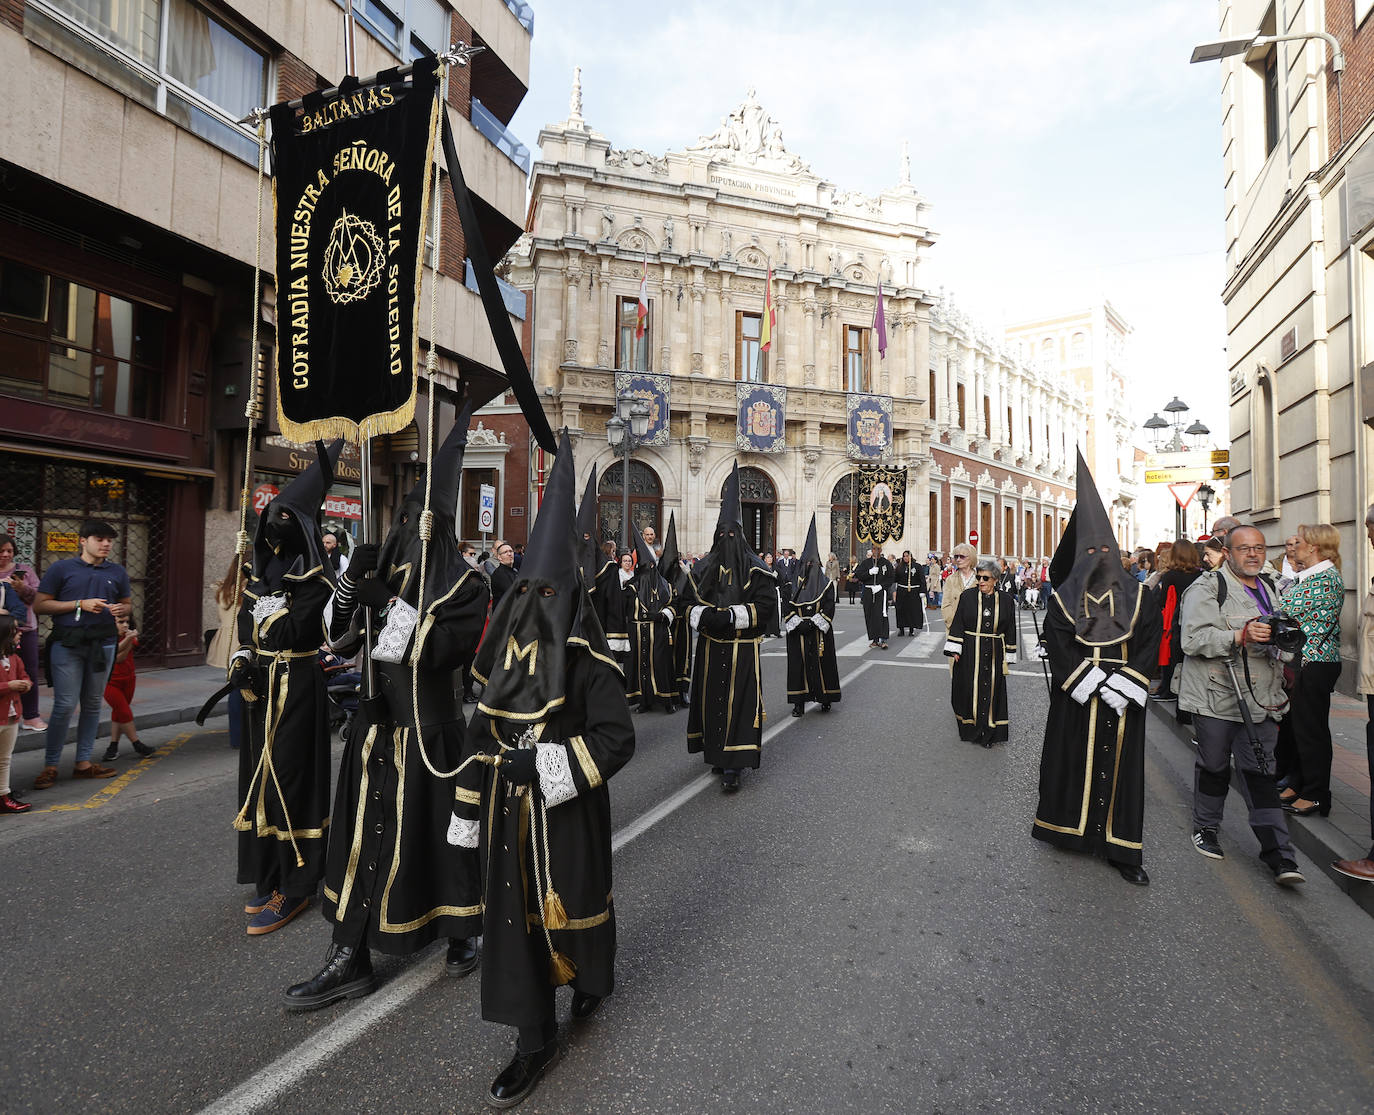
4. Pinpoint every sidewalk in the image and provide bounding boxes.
[1148,690,1374,919]
[13,664,227,756]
